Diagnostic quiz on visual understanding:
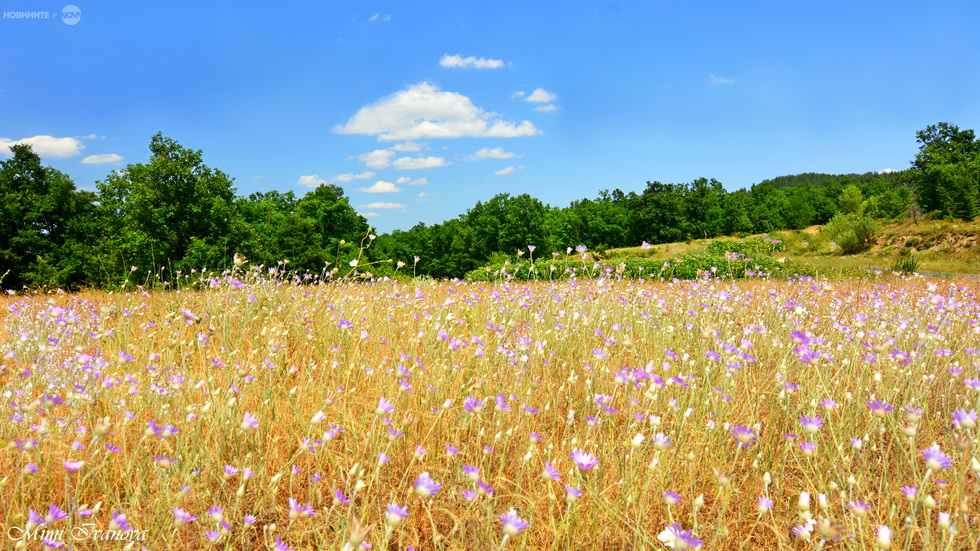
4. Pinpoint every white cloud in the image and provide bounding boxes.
[392,156,449,170]
[524,88,558,103]
[708,74,735,85]
[368,13,390,22]
[334,171,375,183]
[396,176,428,185]
[358,181,402,193]
[470,147,518,160]
[419,191,427,198]
[361,202,407,209]
[495,165,524,176]
[297,174,327,187]
[356,149,395,169]
[439,54,506,69]
[0,135,84,158]
[391,141,424,152]
[534,104,559,112]
[511,91,526,98]
[80,133,101,140]
[362,212,380,218]
[334,82,540,141]
[81,153,123,164]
